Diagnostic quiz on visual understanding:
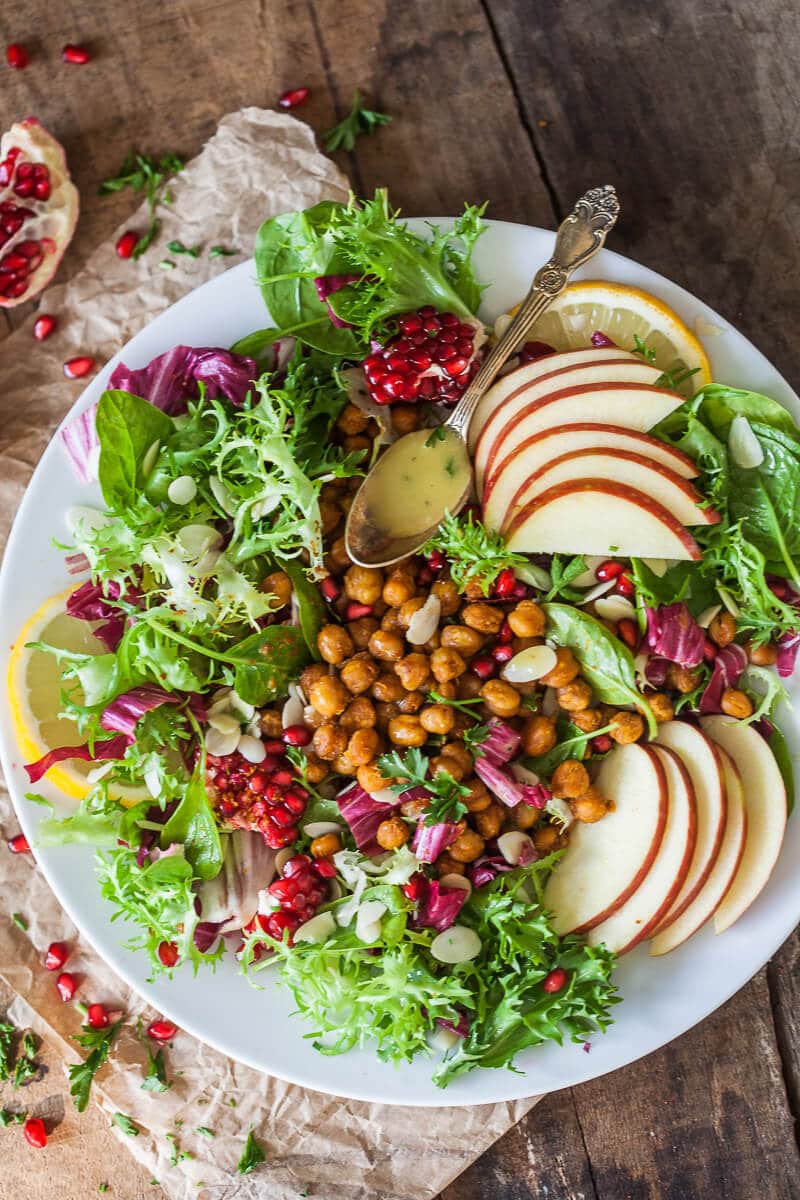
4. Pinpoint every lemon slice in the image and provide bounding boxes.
[514,280,712,394]
[8,589,146,805]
